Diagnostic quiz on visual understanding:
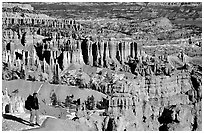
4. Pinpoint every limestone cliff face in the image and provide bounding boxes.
[103,70,201,131]
[80,38,137,71]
